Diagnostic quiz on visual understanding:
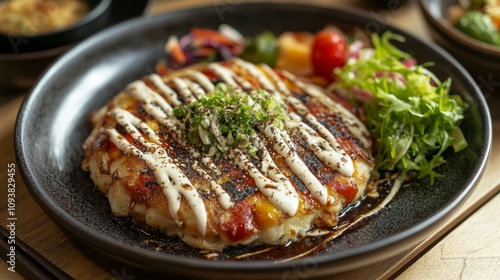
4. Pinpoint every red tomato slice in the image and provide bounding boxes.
[329,179,358,203]
[311,30,348,81]
[220,200,256,242]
